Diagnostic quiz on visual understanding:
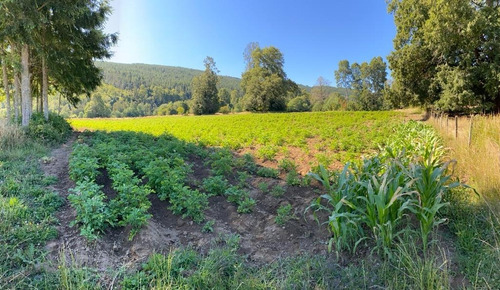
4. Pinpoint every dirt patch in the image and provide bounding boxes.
[41,134,331,278]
